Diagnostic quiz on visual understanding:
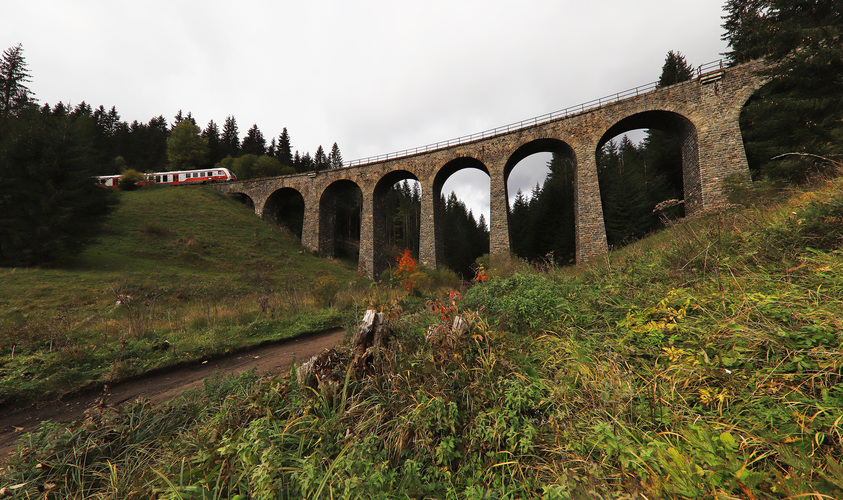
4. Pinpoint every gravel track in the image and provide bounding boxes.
[0,327,346,465]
